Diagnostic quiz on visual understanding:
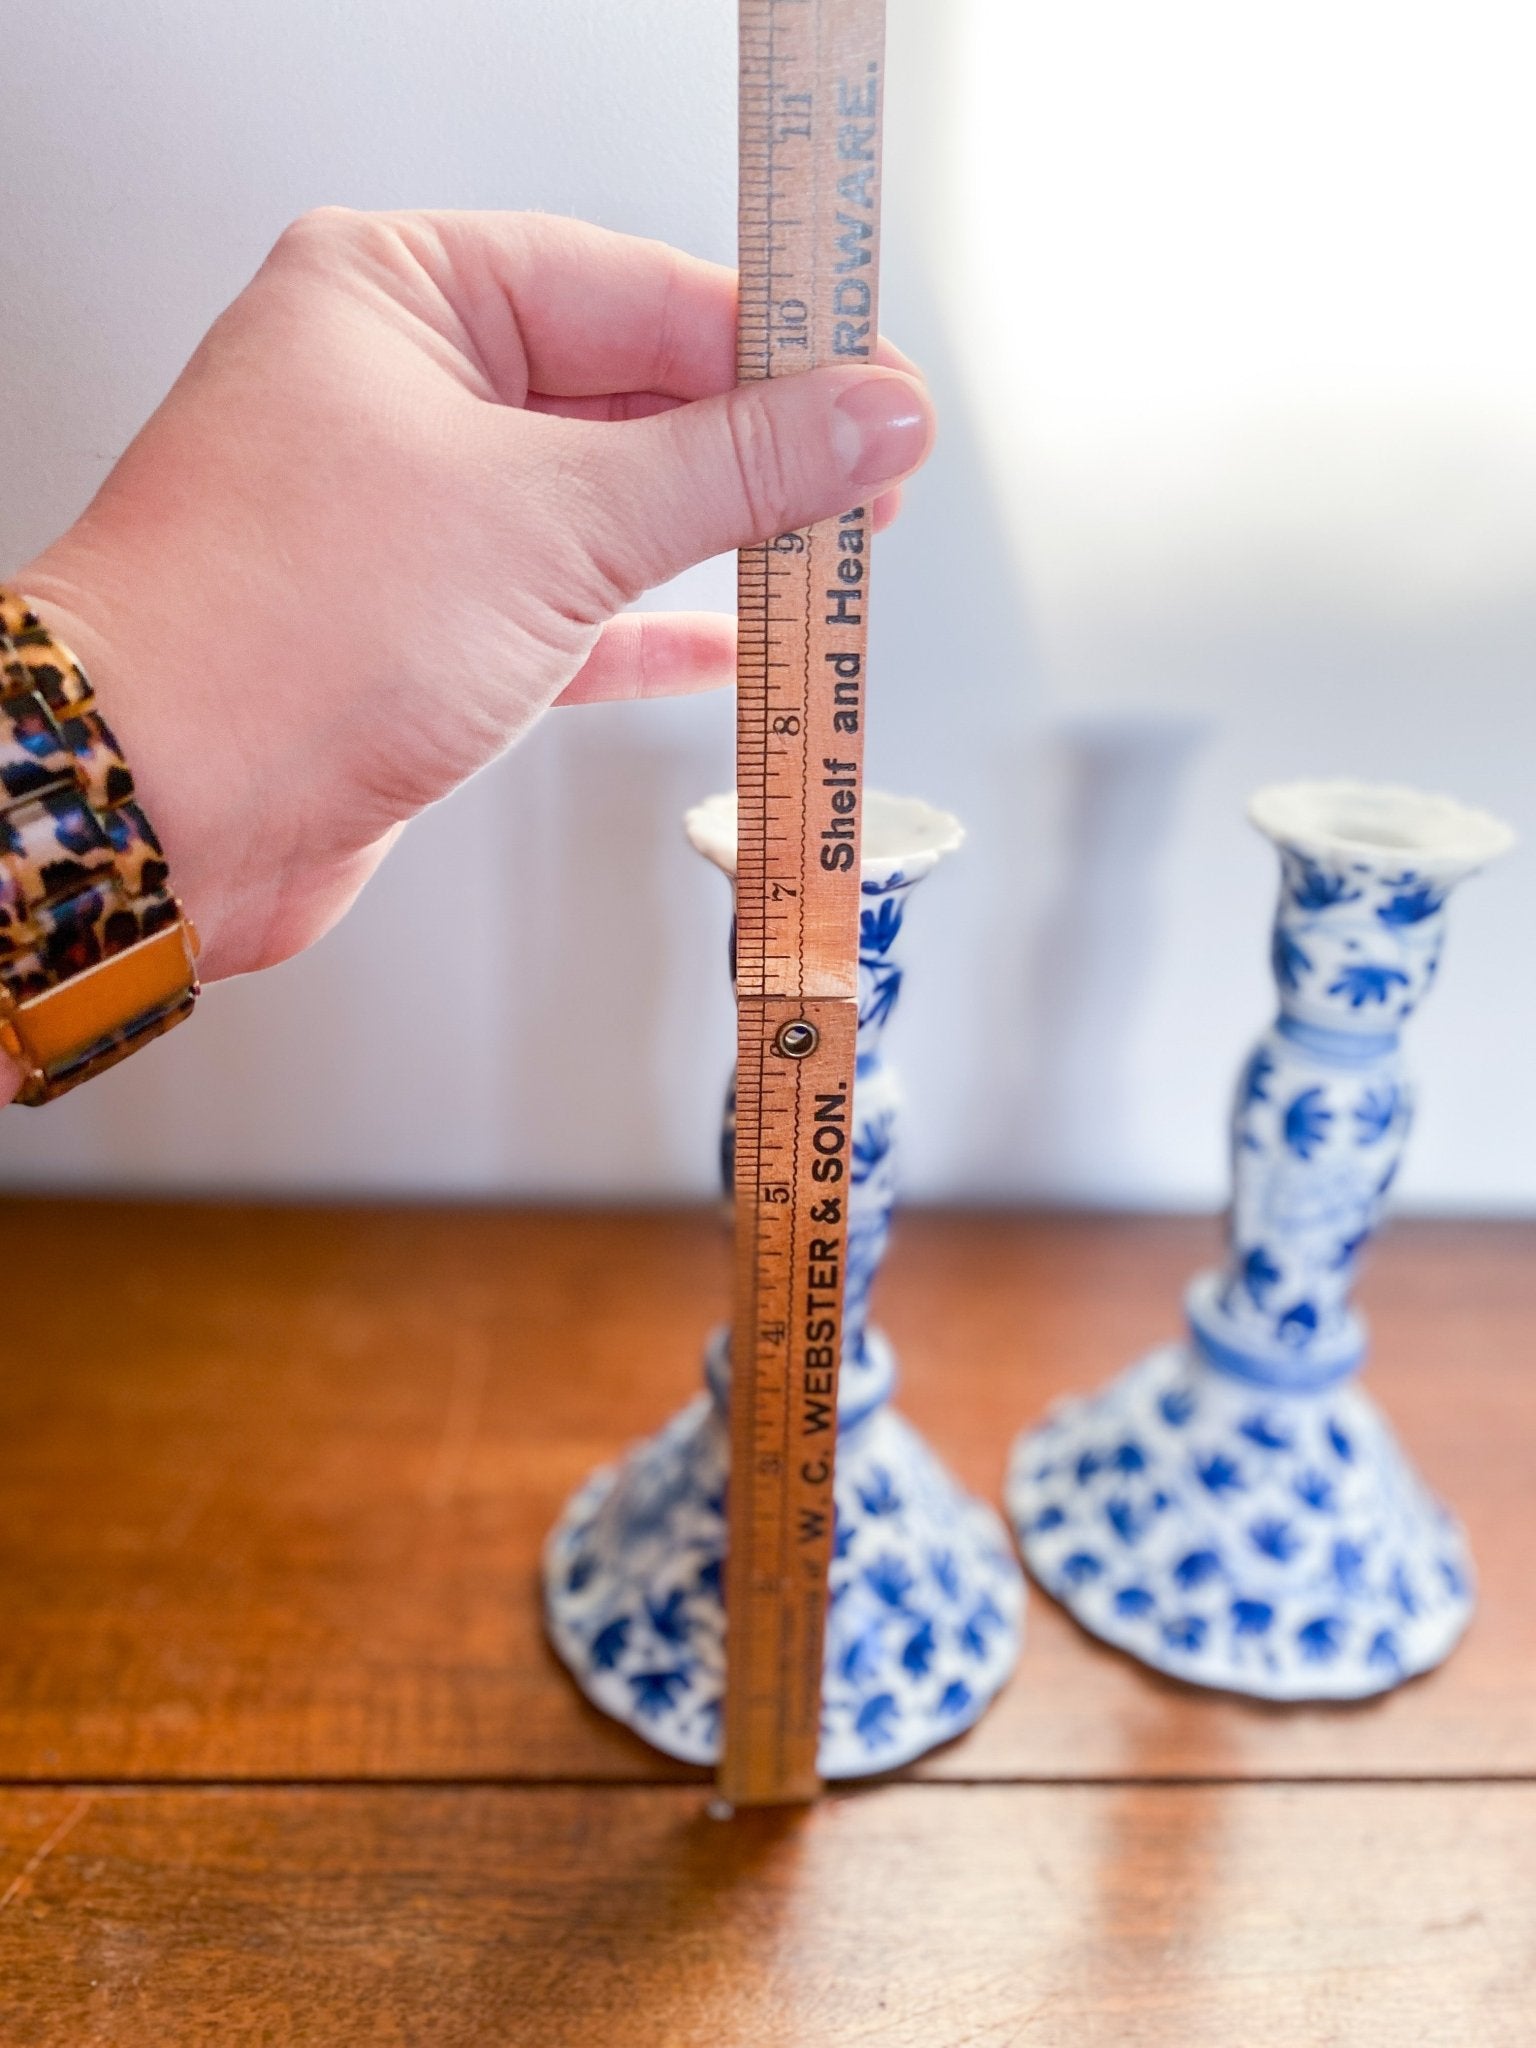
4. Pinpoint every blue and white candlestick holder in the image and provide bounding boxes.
[545,791,1024,1774]
[1008,780,1513,1700]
